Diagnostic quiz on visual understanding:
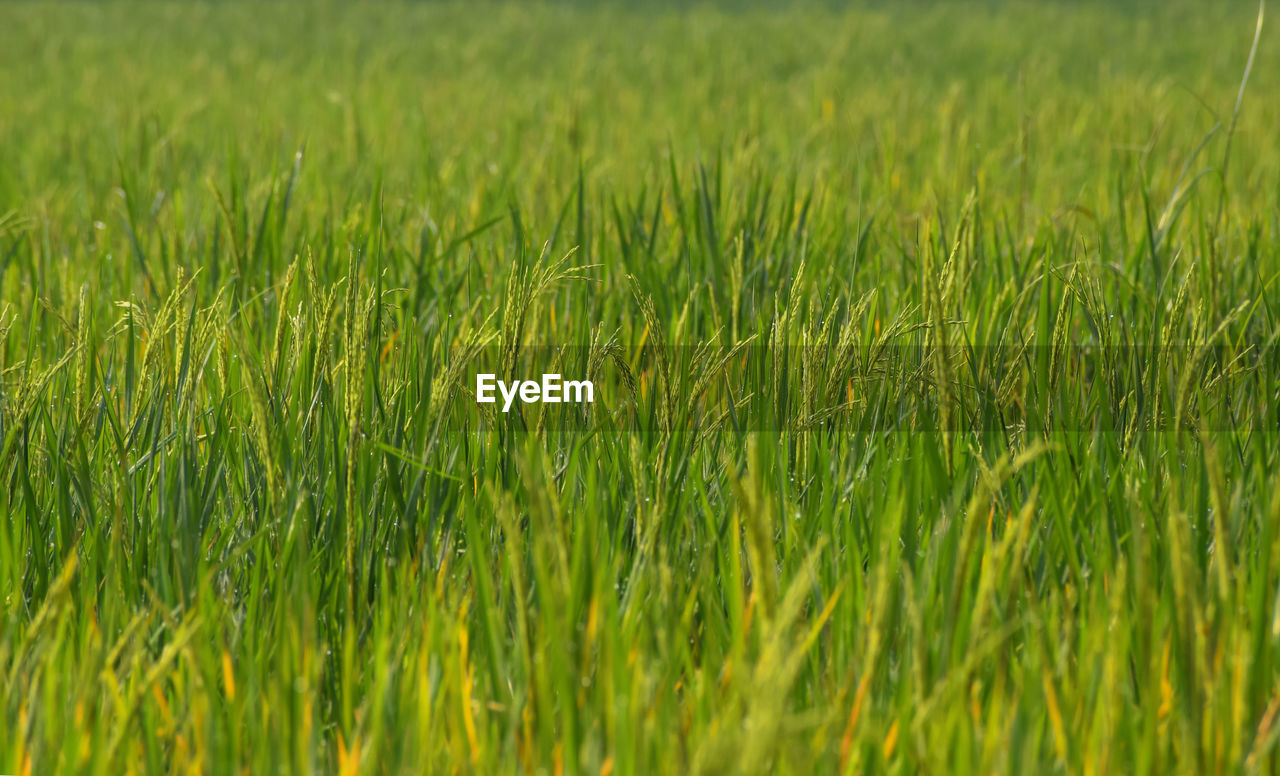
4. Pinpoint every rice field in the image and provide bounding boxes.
[2,1,1280,773]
